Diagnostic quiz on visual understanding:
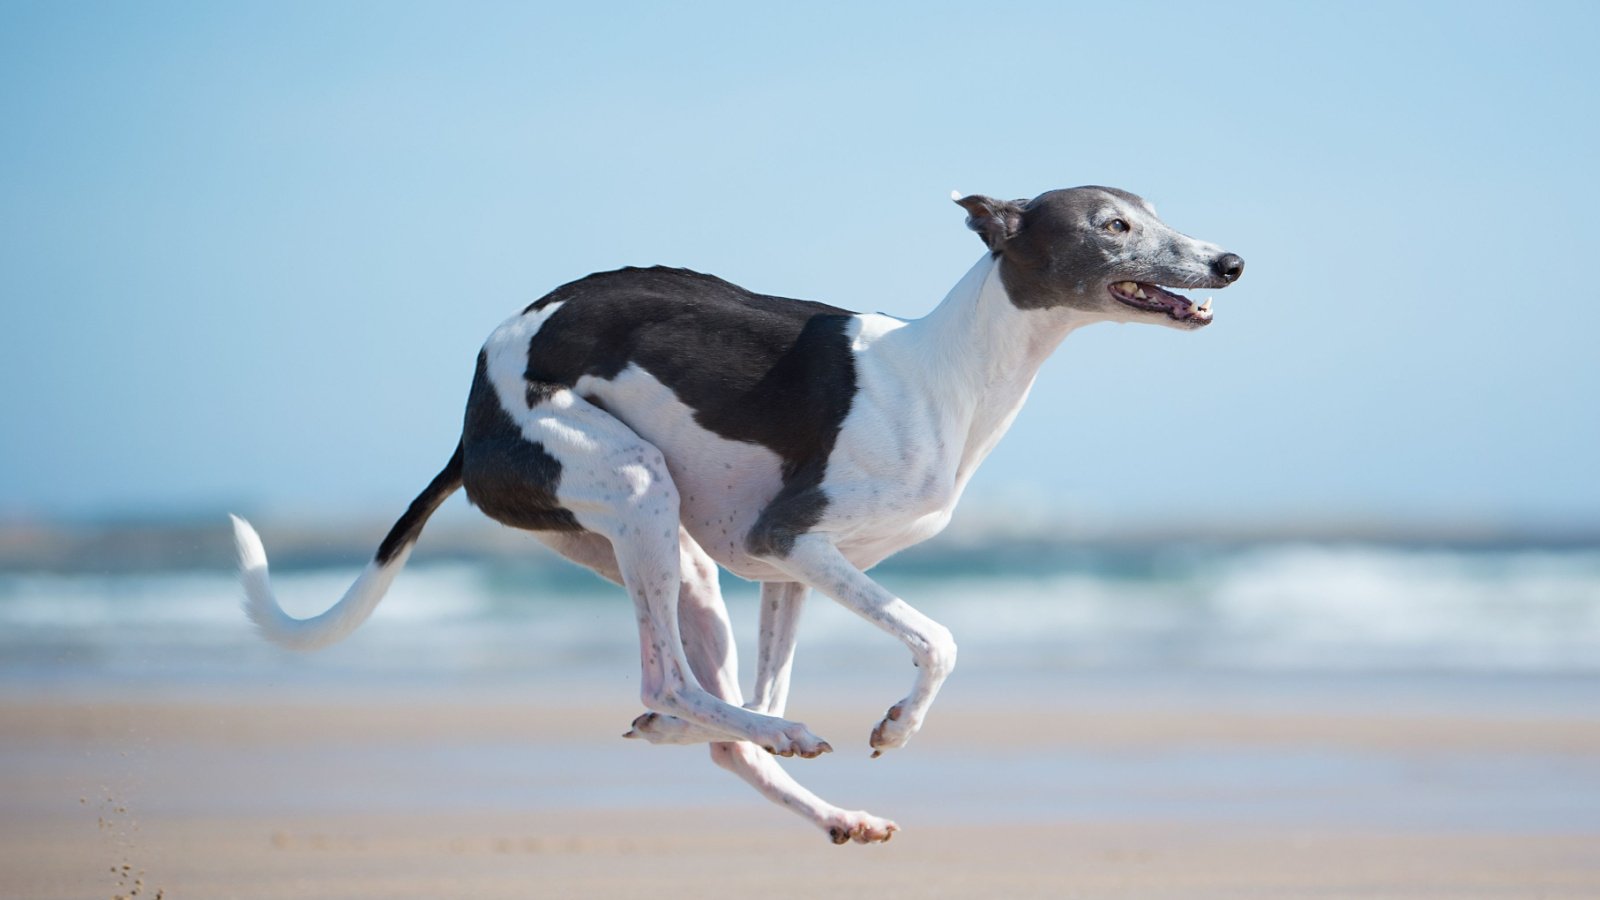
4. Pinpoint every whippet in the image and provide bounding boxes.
[232,186,1243,843]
